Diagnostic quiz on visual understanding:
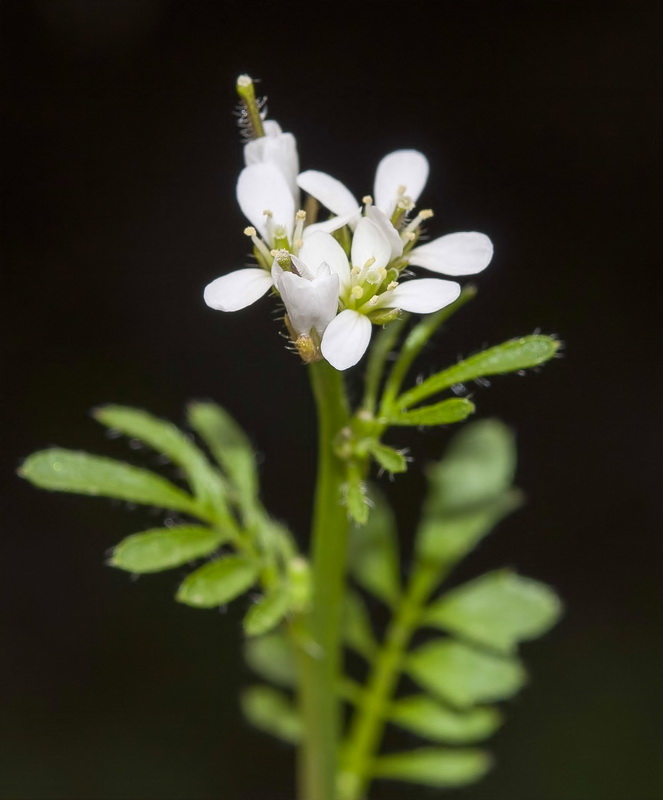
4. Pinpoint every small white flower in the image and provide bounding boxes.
[313,219,460,371]
[271,253,340,339]
[297,149,494,277]
[243,120,299,199]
